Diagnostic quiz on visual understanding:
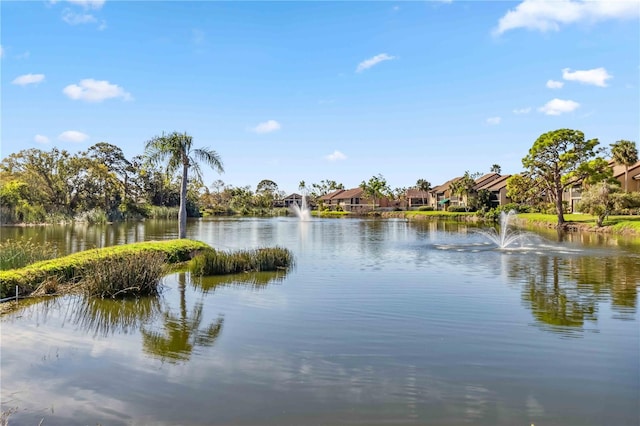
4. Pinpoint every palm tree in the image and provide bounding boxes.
[416,179,431,206]
[490,164,501,174]
[145,131,224,238]
[610,140,638,192]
